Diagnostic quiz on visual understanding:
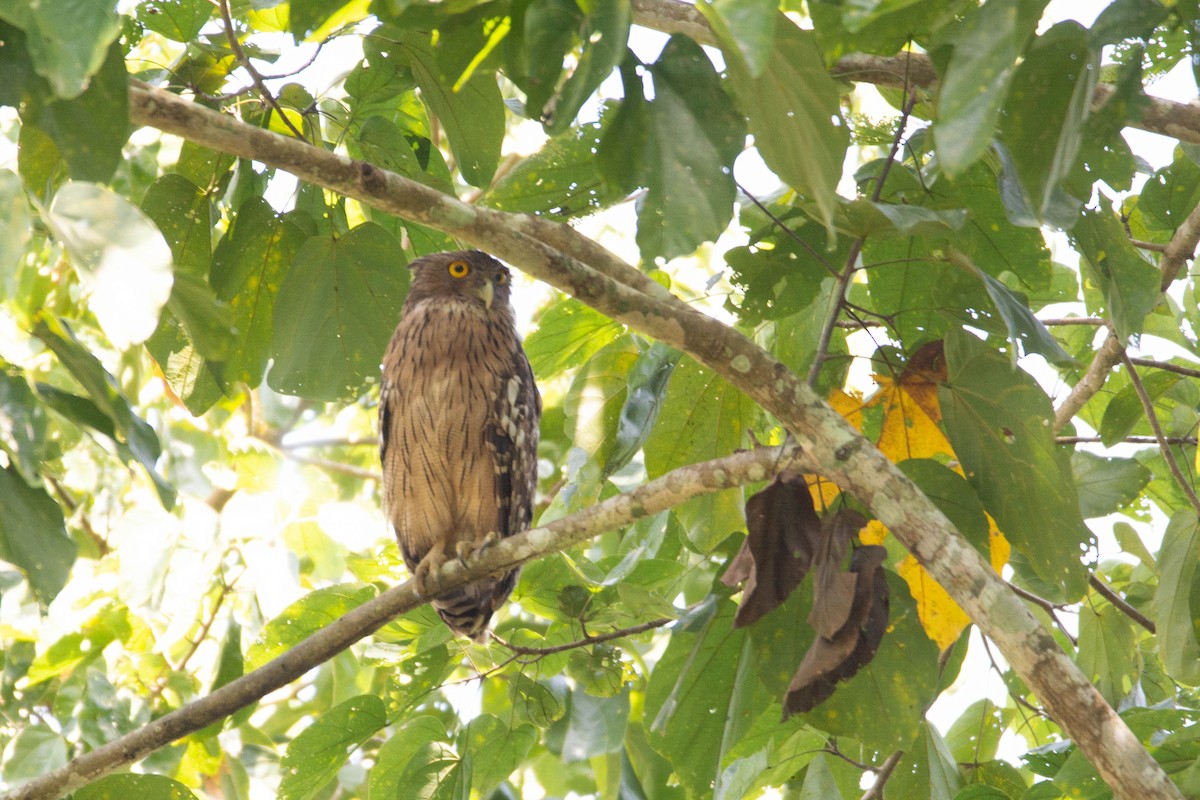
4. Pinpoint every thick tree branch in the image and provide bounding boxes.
[123,82,1183,800]
[628,0,1200,147]
[2,445,809,800]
